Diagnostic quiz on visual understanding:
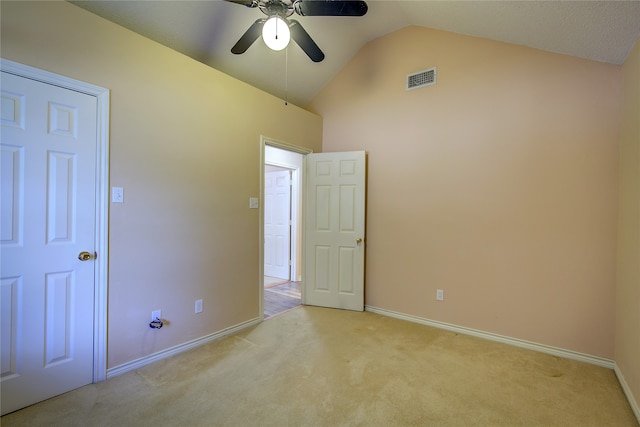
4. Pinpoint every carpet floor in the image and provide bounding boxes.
[2,306,637,426]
